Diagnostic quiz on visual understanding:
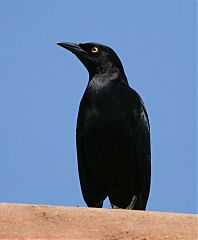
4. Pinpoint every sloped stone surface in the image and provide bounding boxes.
[0,203,197,239]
